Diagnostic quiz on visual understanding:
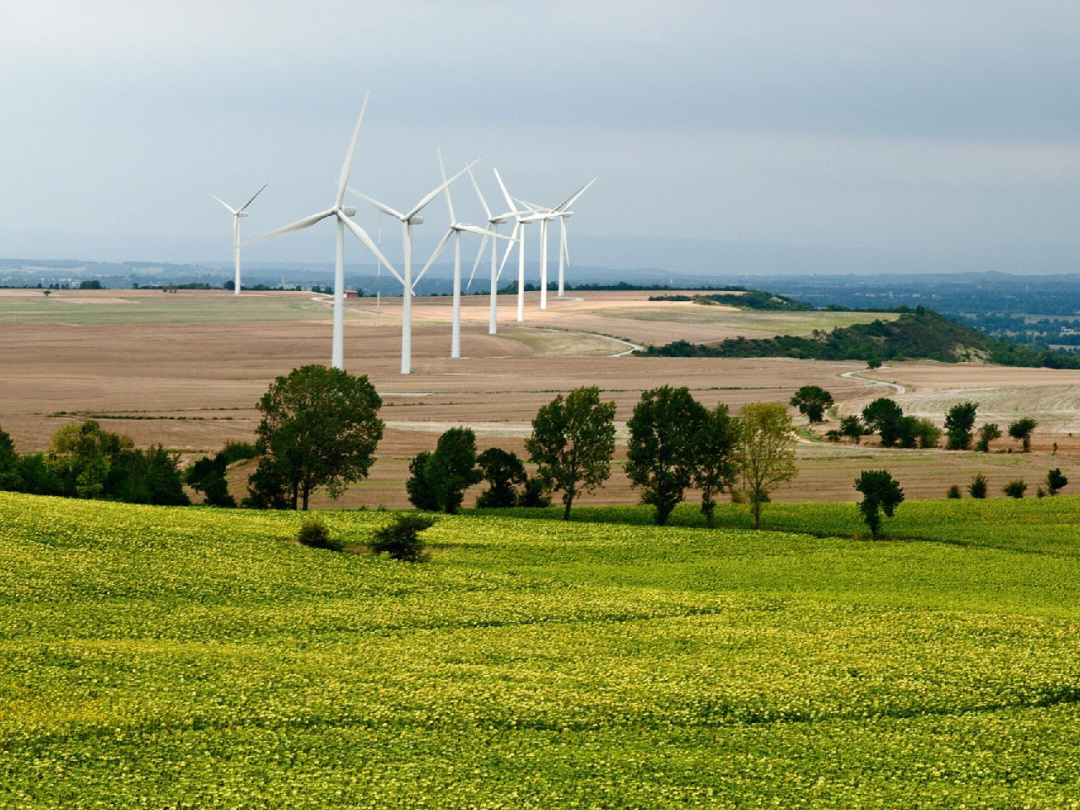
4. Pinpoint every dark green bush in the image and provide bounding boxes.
[1003,479,1027,499]
[370,514,434,562]
[968,474,988,499]
[297,519,339,551]
[946,485,961,499]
